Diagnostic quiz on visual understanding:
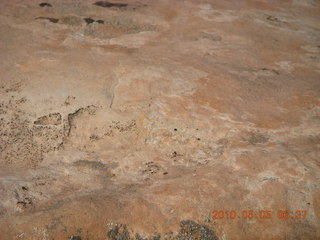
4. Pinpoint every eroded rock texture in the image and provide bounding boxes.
[0,0,319,239]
